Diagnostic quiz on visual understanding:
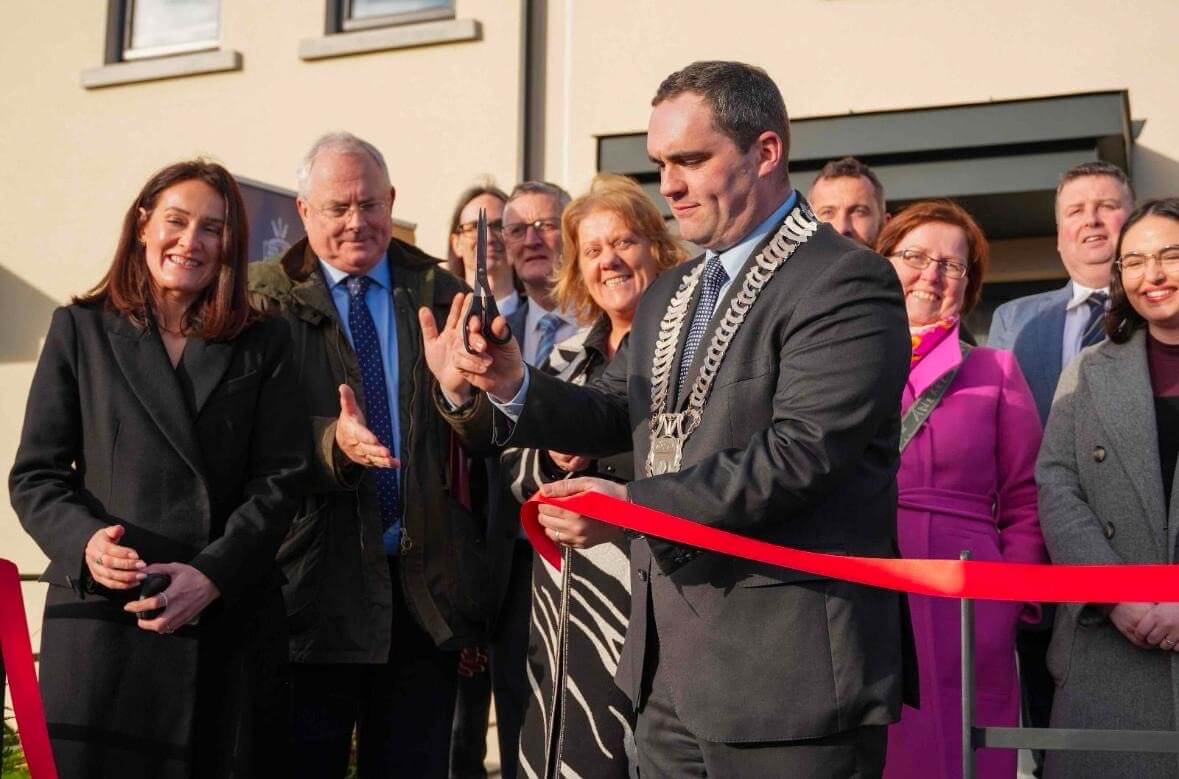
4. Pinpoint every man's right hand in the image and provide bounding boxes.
[422,292,526,403]
[335,385,400,468]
